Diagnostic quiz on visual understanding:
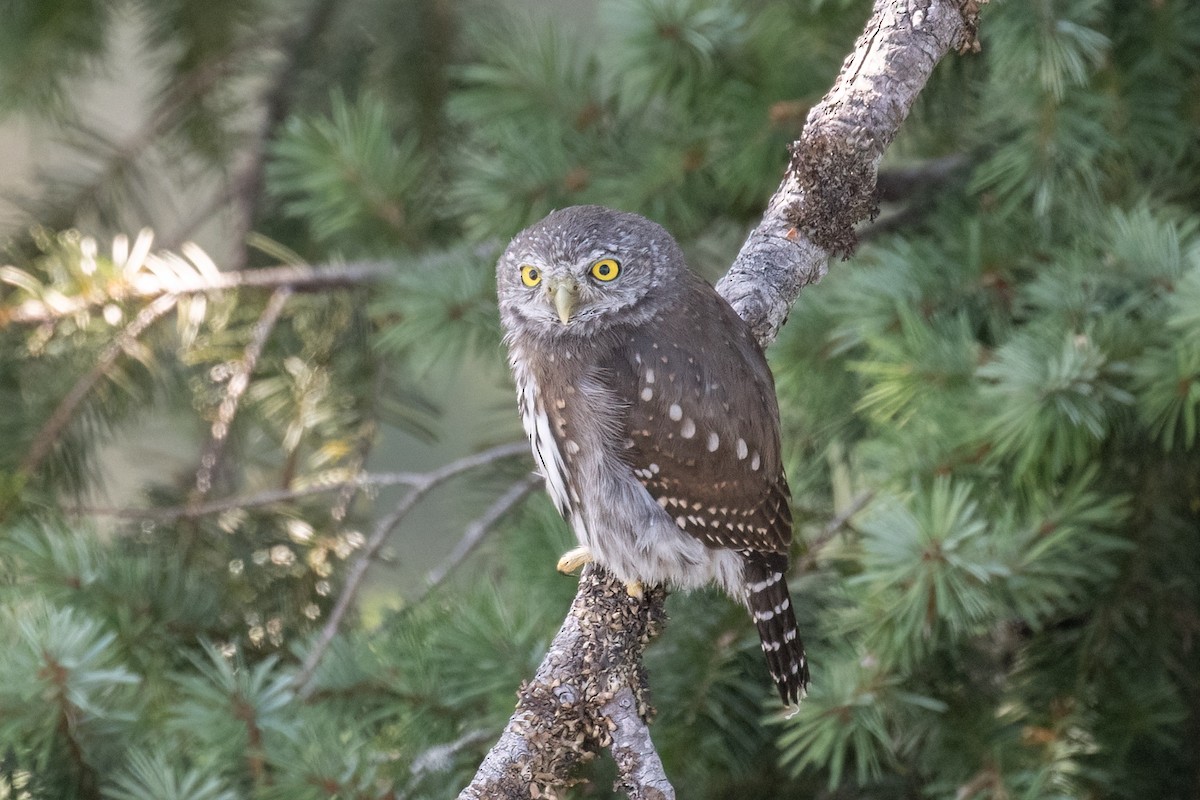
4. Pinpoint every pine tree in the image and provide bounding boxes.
[1,0,1199,798]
